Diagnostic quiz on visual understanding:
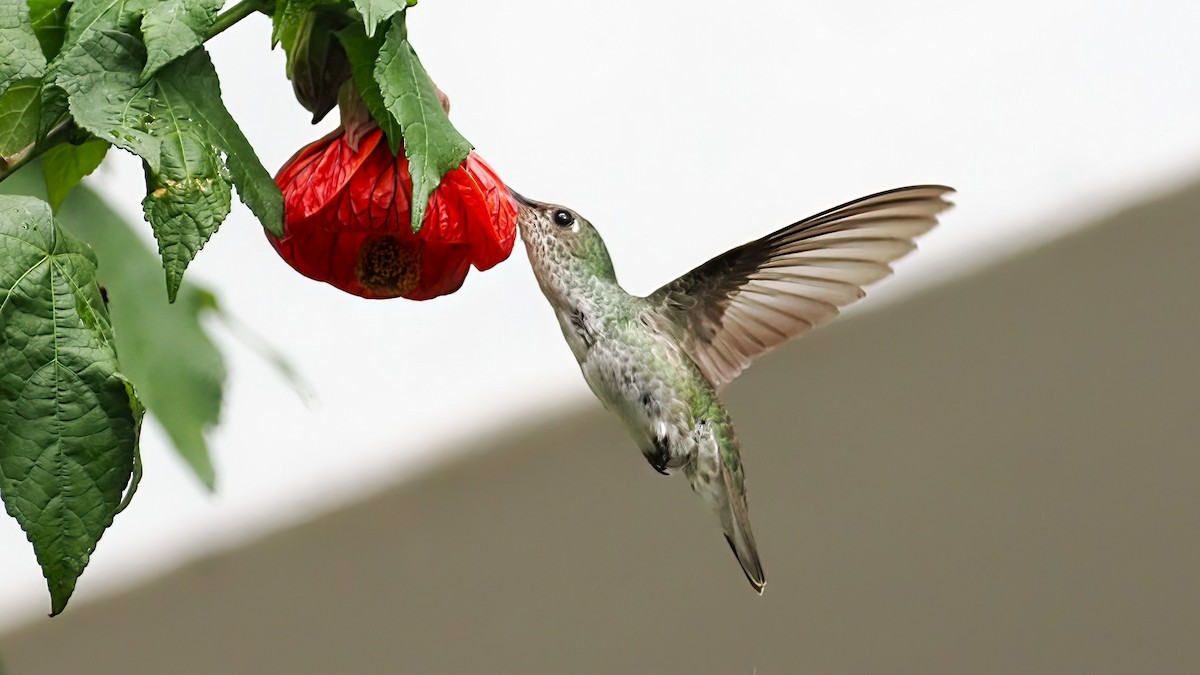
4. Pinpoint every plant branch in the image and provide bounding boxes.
[210,0,265,39]
[0,120,75,183]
